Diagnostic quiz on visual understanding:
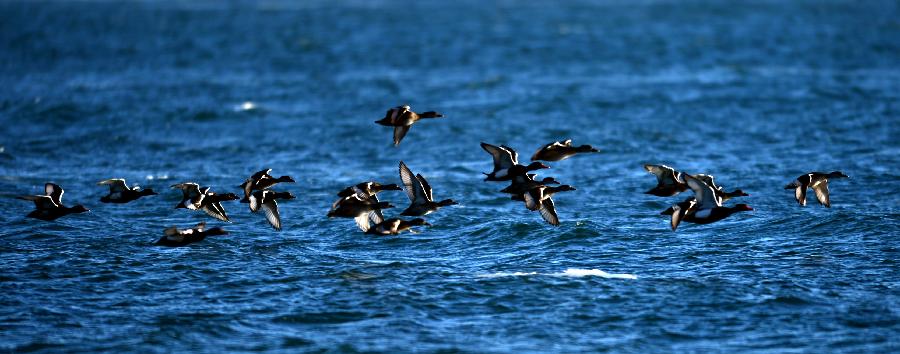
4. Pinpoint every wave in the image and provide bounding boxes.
[478,268,637,280]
